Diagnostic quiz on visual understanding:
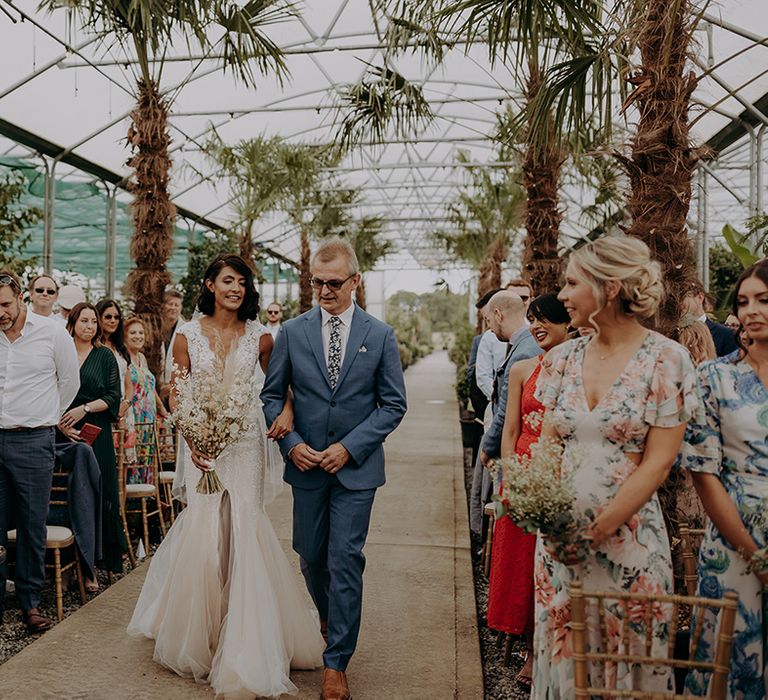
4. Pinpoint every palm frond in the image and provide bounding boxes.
[333,62,434,155]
